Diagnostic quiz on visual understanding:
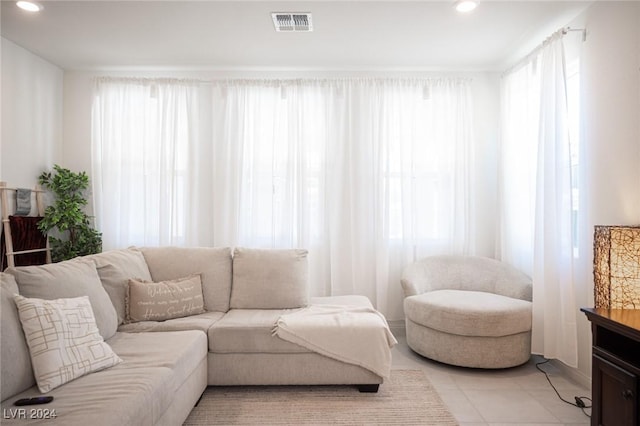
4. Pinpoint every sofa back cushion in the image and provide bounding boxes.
[82,248,153,324]
[6,260,118,340]
[140,247,232,312]
[230,248,309,309]
[0,273,35,401]
[400,255,532,301]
